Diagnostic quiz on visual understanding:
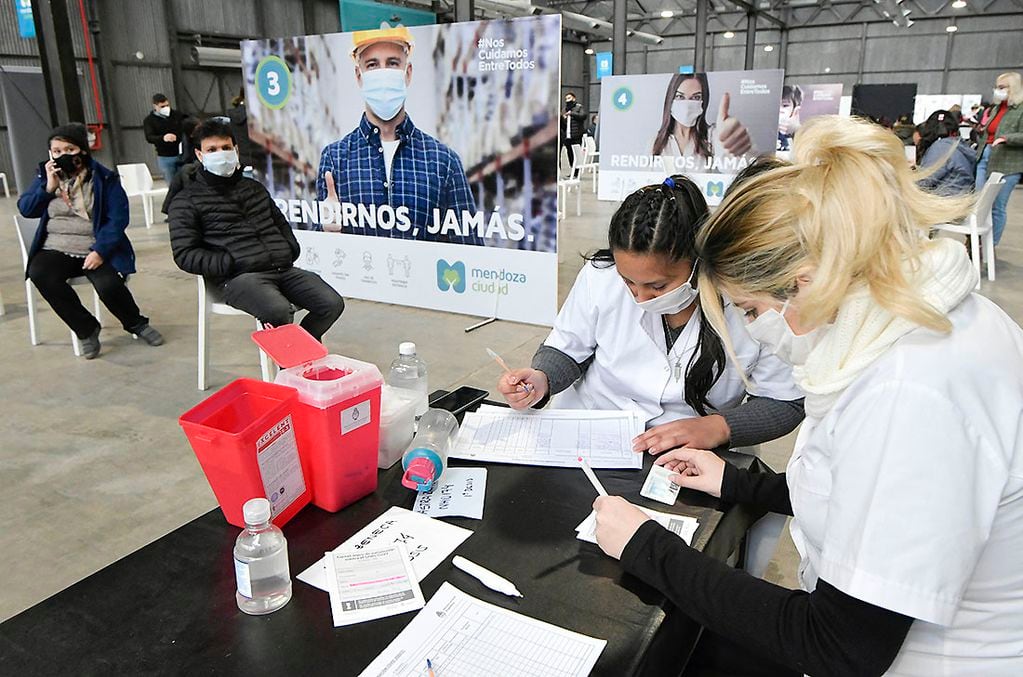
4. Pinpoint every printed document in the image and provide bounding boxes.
[326,544,425,627]
[359,582,606,677]
[298,507,472,592]
[451,409,644,469]
[575,508,699,545]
